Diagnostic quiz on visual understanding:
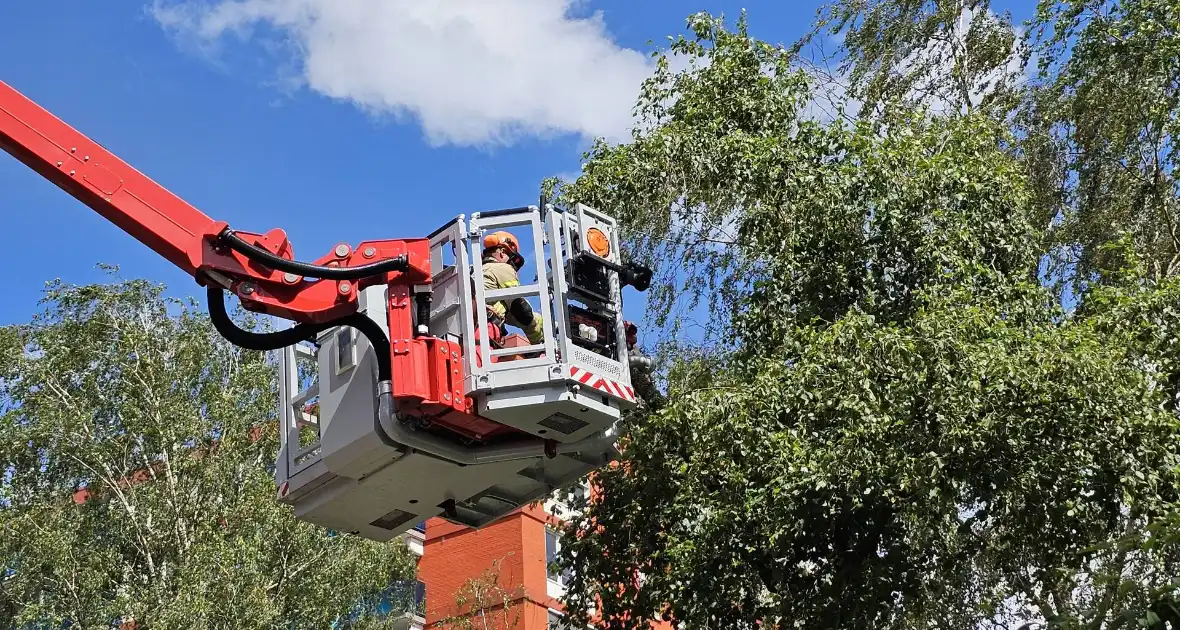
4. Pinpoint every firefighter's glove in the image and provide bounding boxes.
[509,297,535,327]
